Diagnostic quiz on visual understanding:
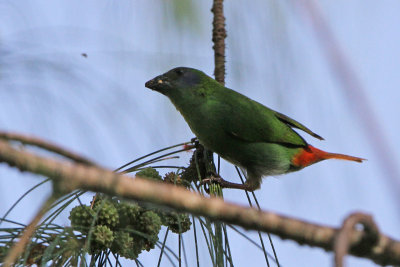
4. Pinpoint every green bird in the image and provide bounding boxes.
[145,67,364,191]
